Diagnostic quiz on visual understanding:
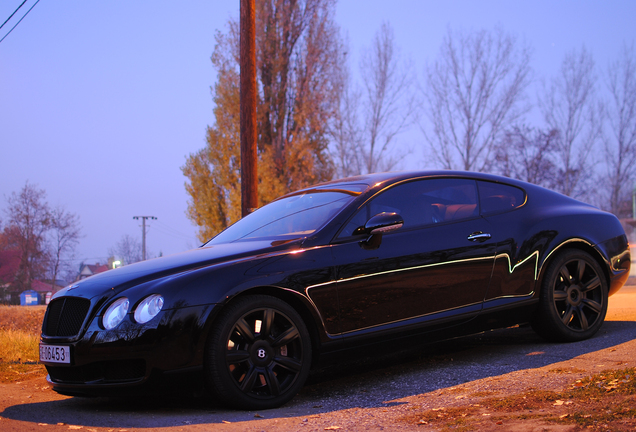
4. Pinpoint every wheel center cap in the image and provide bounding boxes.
[251,341,273,366]
[567,286,582,306]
